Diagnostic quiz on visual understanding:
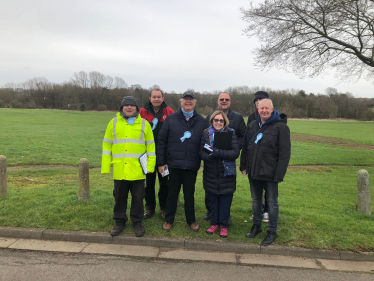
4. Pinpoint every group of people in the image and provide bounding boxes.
[101,89,291,245]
